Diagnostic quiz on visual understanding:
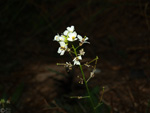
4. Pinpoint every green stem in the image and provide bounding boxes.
[86,56,98,66]
[72,45,96,113]
[70,96,90,99]
[79,65,96,112]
